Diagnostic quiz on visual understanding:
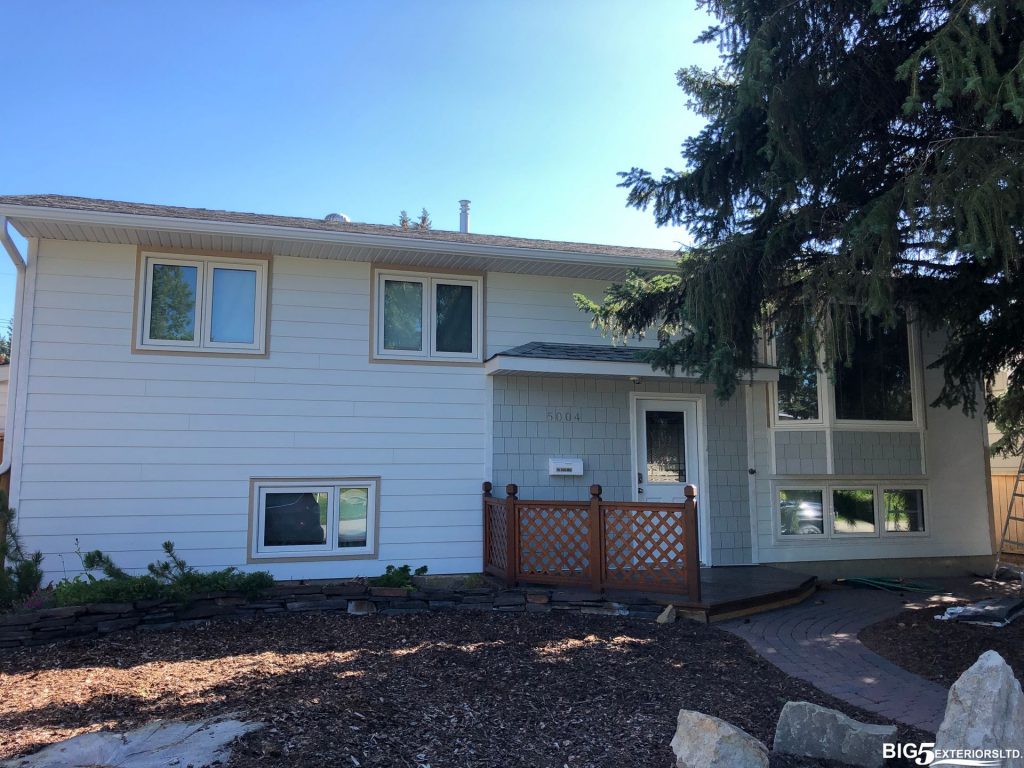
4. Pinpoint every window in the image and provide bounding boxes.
[834,316,913,422]
[775,483,926,541]
[832,488,877,535]
[884,488,925,532]
[374,269,482,361]
[774,326,821,423]
[251,478,379,560]
[138,252,268,354]
[778,489,825,536]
